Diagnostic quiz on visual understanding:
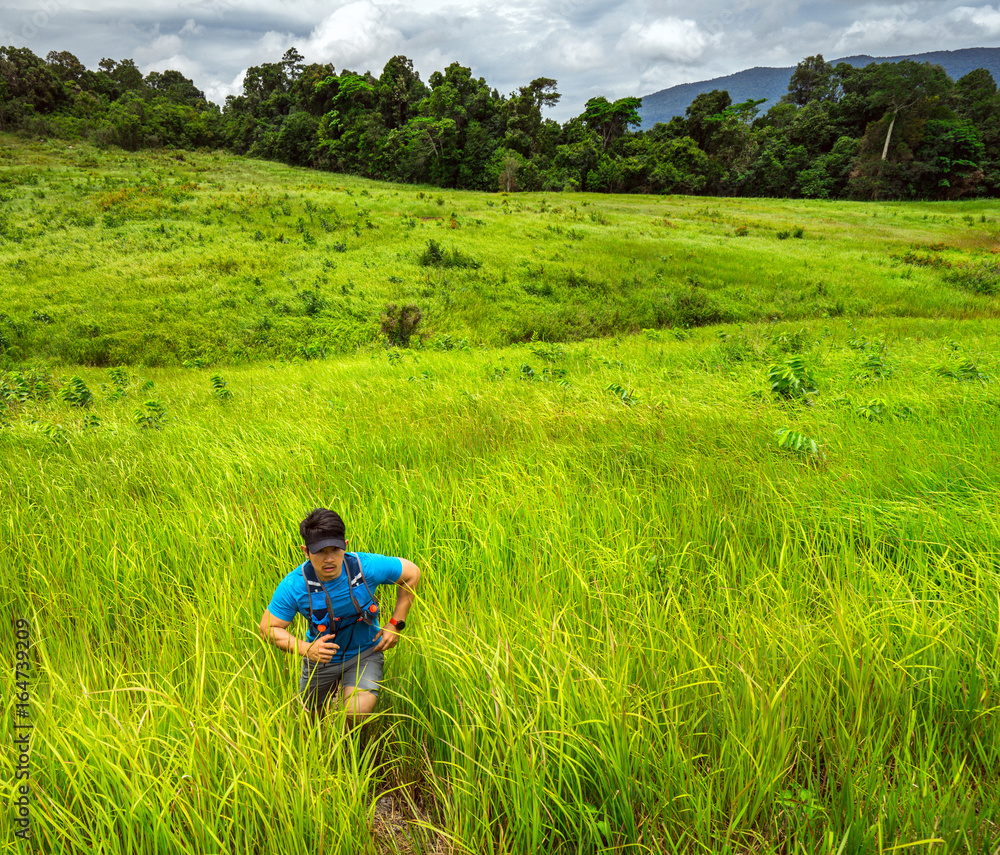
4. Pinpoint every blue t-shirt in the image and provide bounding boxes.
[267,553,403,659]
